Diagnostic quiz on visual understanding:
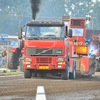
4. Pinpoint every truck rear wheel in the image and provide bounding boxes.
[69,67,76,79]
[69,61,76,79]
[8,52,19,69]
[61,69,69,80]
[24,69,32,78]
